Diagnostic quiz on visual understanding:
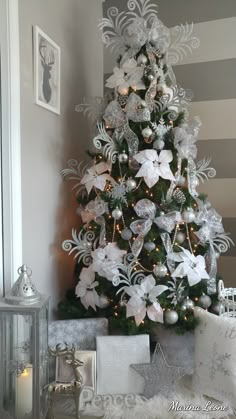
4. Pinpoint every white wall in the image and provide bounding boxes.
[19,0,104,317]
